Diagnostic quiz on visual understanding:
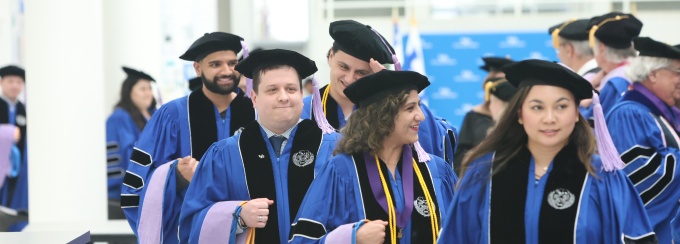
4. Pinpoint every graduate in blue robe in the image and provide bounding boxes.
[179,49,340,244]
[439,60,656,244]
[290,70,457,244]
[120,33,256,242]
[606,37,680,244]
[106,67,157,202]
[0,65,27,213]
[580,12,642,119]
[301,20,458,166]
